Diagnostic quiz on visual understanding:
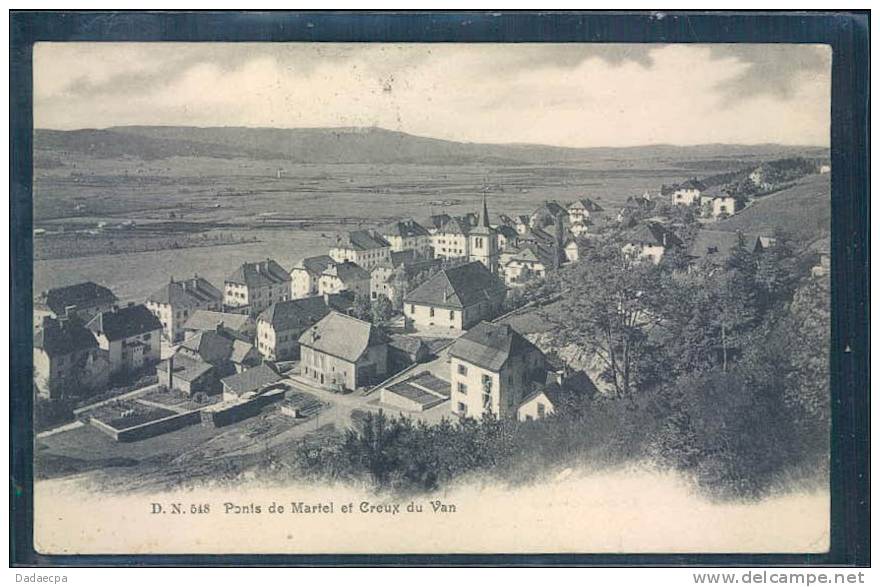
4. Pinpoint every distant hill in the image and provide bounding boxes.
[34,126,829,166]
[714,173,830,244]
